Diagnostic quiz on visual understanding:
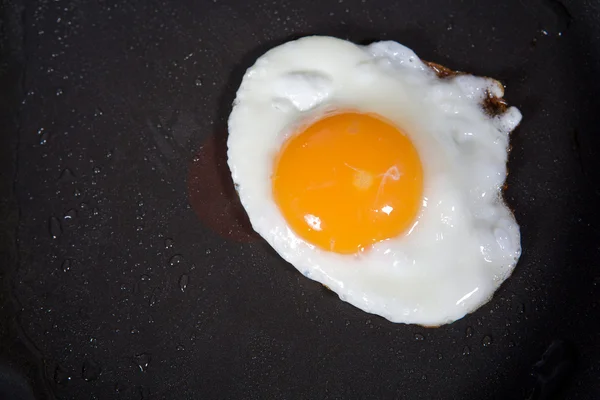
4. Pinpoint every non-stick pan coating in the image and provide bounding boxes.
[1,0,599,399]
